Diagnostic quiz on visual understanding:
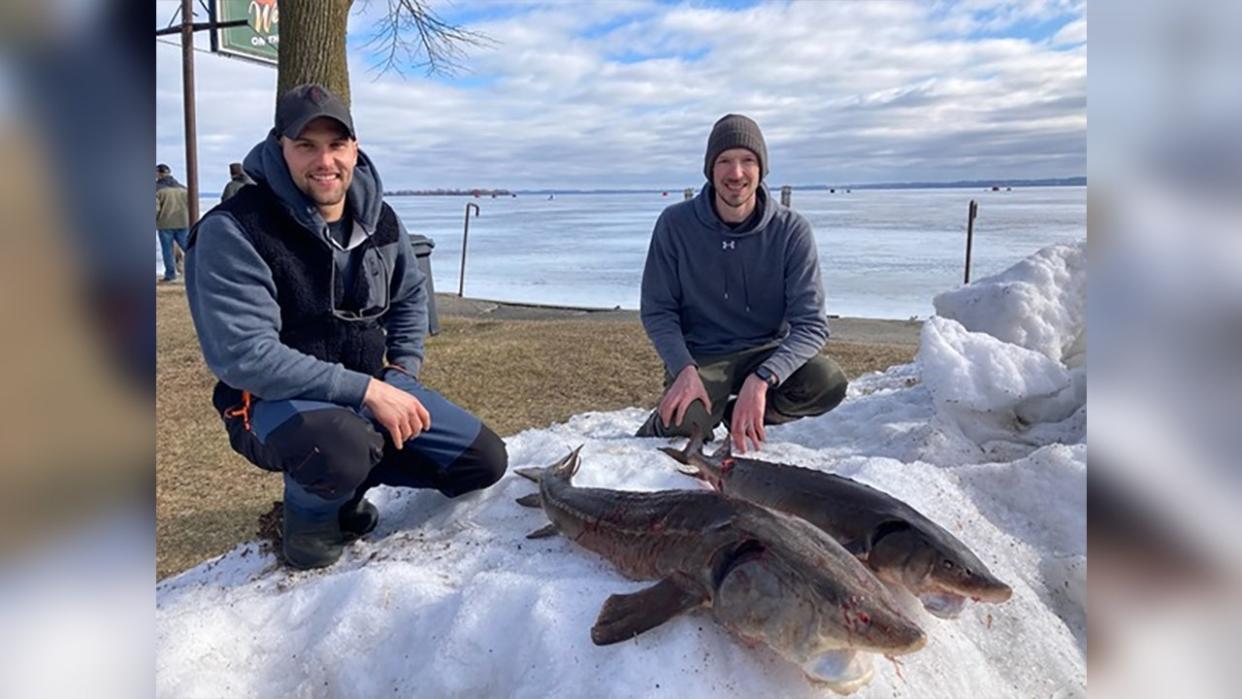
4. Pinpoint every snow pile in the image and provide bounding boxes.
[933,241,1086,367]
[157,241,1088,698]
[920,242,1087,460]
[918,316,1086,460]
